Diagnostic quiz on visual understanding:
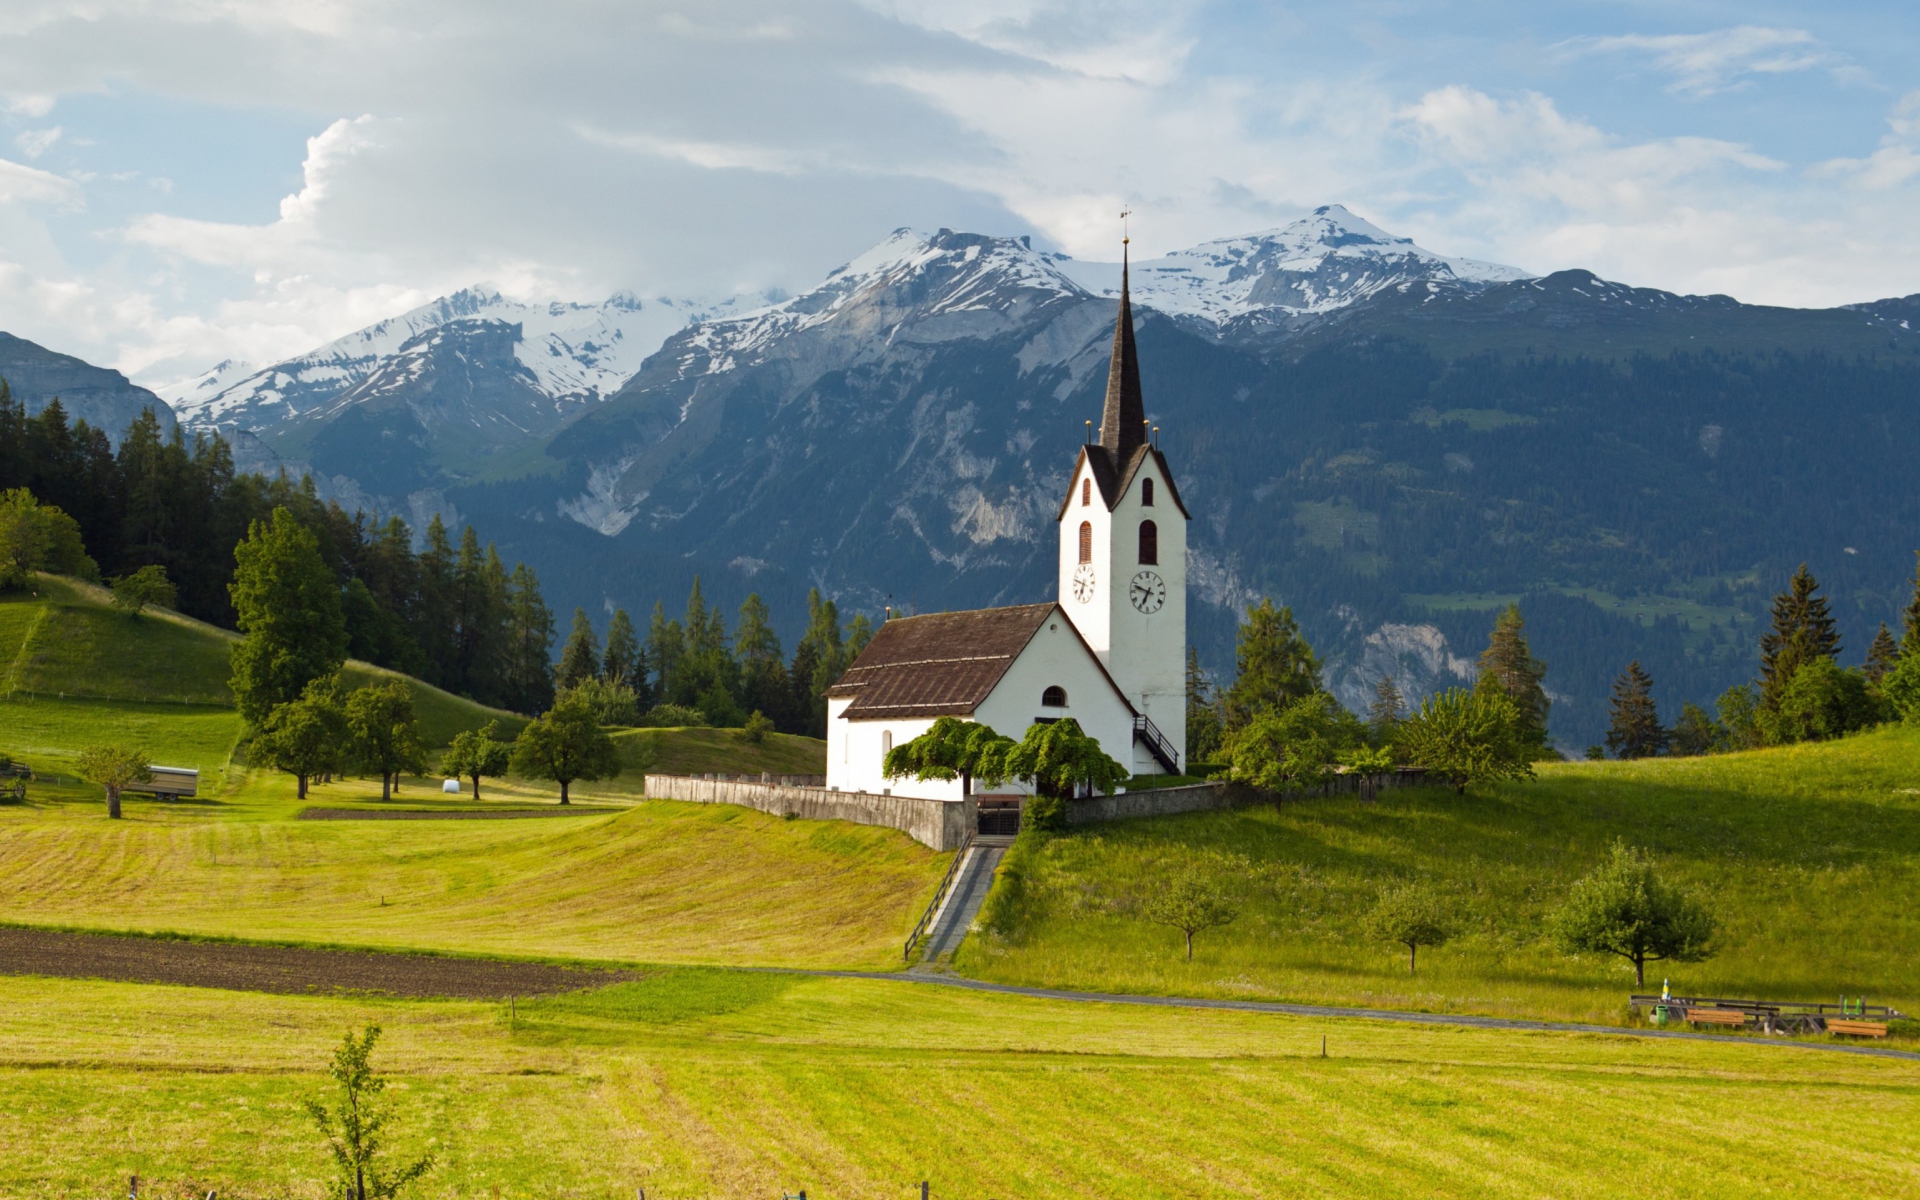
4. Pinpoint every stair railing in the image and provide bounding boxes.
[903,831,975,962]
